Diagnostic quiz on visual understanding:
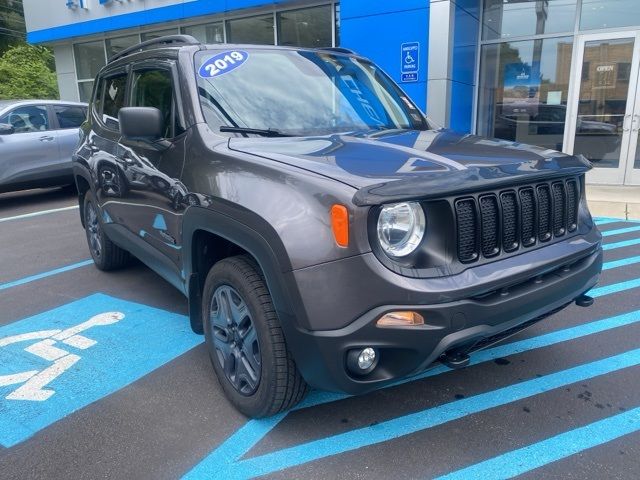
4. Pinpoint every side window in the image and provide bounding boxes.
[131,69,177,138]
[53,105,87,129]
[96,73,127,130]
[0,105,49,133]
